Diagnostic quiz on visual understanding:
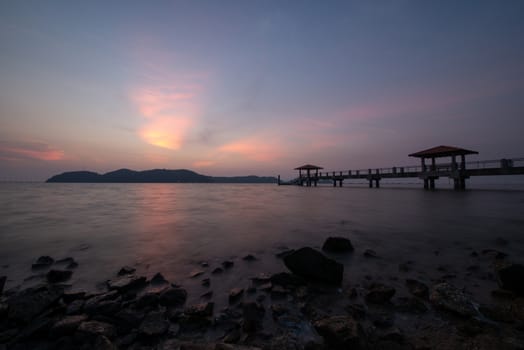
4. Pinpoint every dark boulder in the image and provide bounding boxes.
[229,288,244,304]
[497,264,524,295]
[107,275,147,292]
[184,302,214,317]
[49,314,88,337]
[139,311,169,337]
[314,315,363,349]
[429,282,478,317]
[46,269,73,283]
[32,256,54,269]
[151,272,168,284]
[7,284,64,323]
[363,249,378,258]
[322,237,354,253]
[118,266,136,276]
[222,260,234,269]
[242,302,265,332]
[284,247,344,285]
[159,286,187,307]
[77,320,116,339]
